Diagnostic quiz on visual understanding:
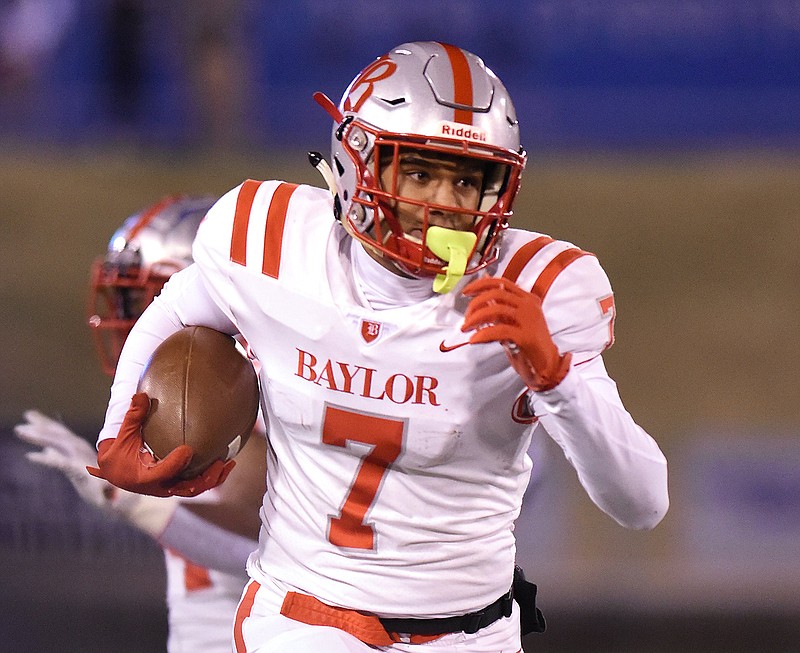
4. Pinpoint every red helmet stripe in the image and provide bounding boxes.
[126,195,181,242]
[262,182,299,278]
[438,42,473,125]
[530,248,593,299]
[231,180,264,265]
